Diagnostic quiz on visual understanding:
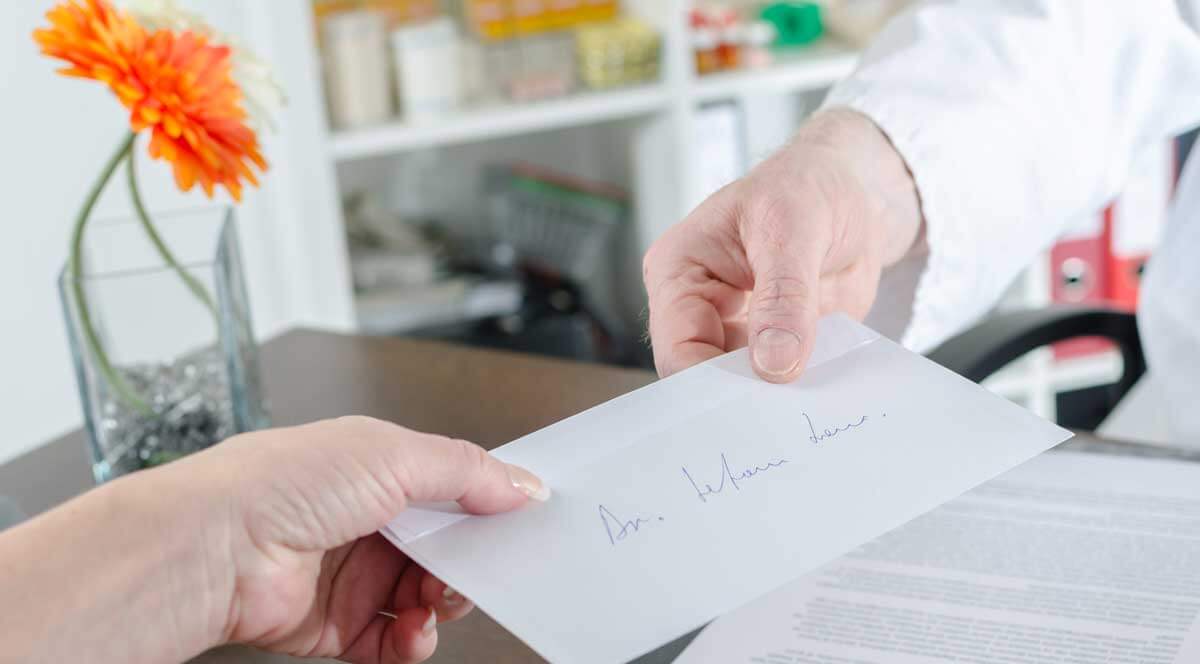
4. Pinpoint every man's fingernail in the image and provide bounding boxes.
[506,463,551,501]
[442,586,464,606]
[753,327,803,377]
[422,607,437,635]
